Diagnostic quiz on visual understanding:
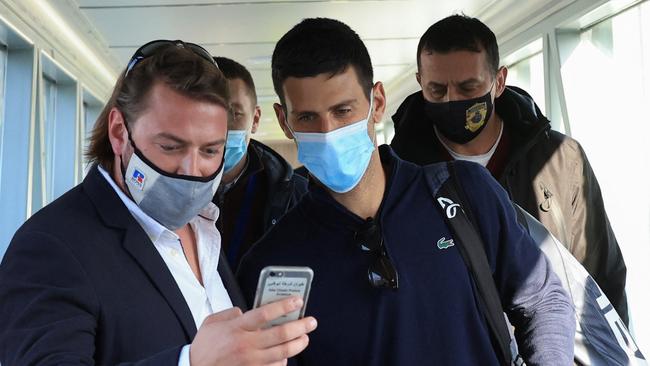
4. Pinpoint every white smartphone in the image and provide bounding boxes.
[252,266,314,327]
